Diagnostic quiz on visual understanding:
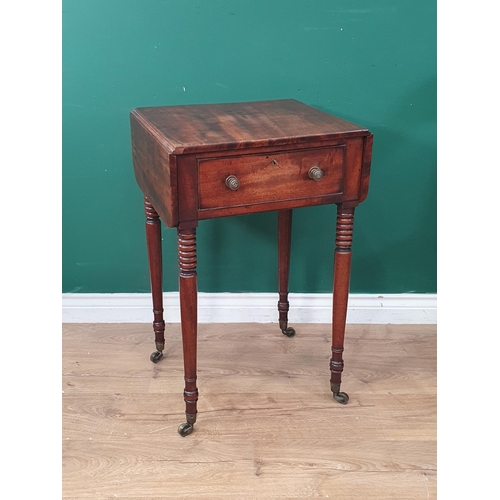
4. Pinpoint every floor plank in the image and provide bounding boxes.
[62,323,436,499]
